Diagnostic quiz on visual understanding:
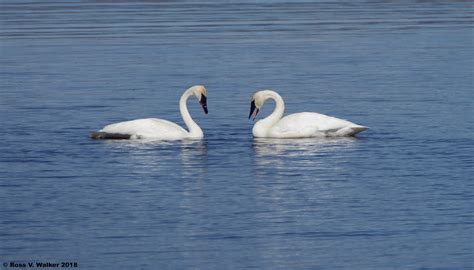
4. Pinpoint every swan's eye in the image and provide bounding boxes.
[200,94,207,104]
